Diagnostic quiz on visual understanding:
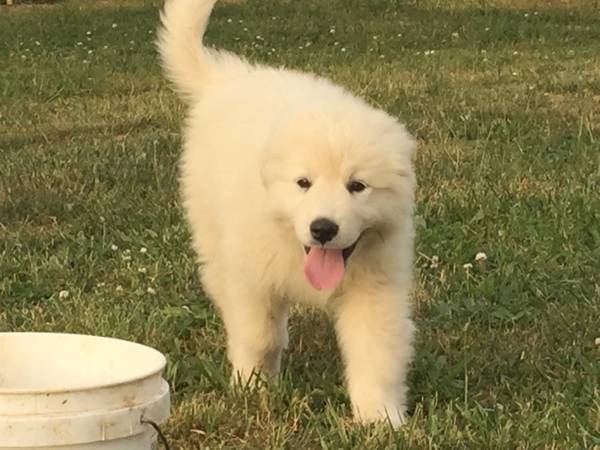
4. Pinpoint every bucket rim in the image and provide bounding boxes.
[0,332,167,395]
